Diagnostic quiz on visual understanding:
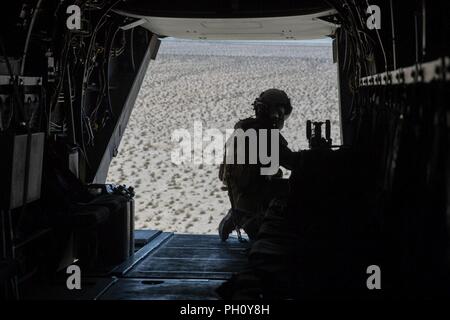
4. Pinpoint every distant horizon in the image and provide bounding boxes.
[162,37,333,46]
